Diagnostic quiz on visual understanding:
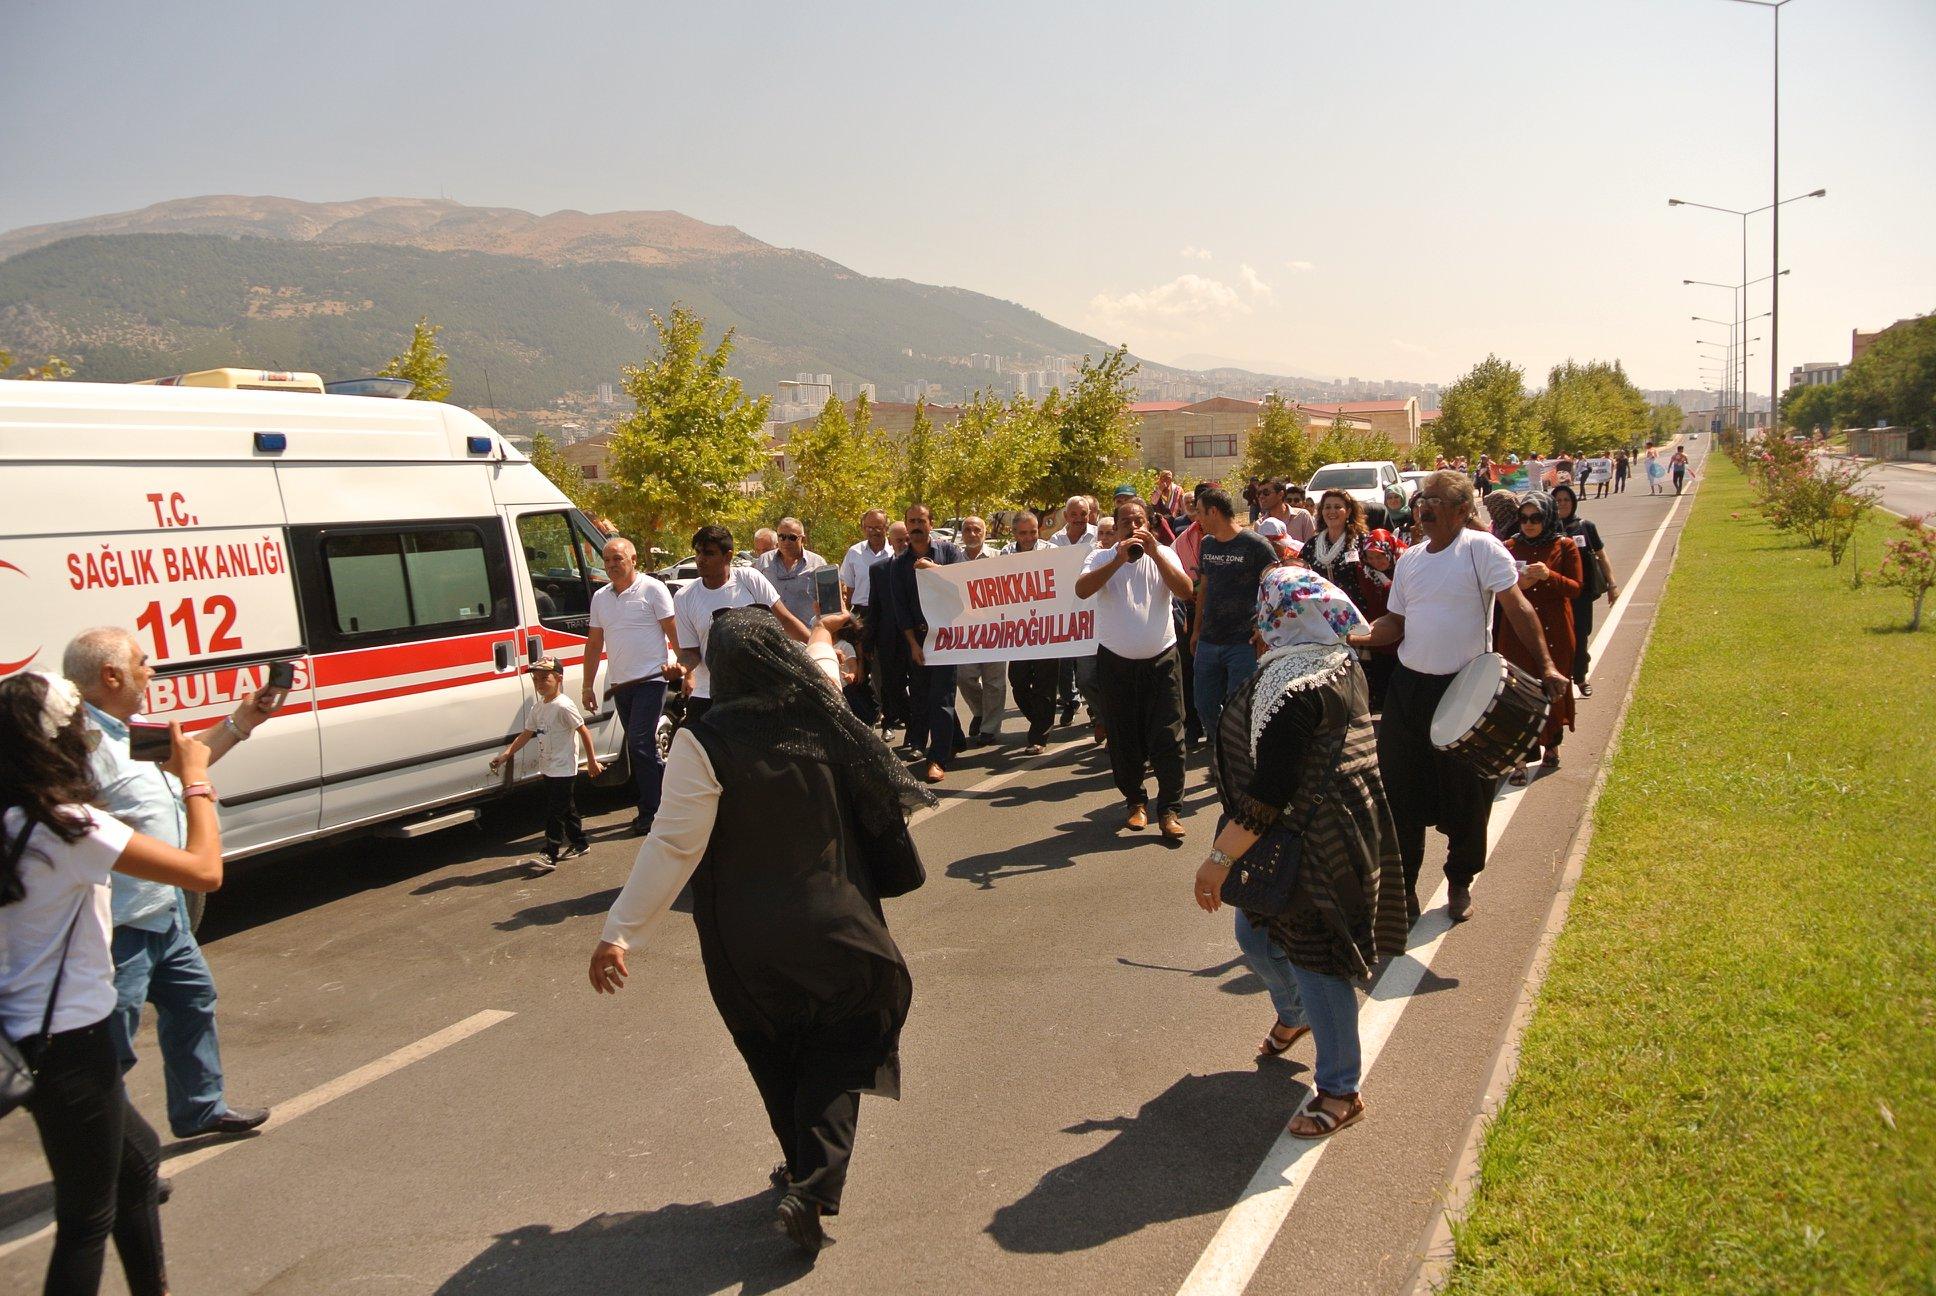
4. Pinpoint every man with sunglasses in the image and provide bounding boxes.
[584,535,682,835]
[754,517,828,628]
[1261,478,1319,546]
[673,525,808,726]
